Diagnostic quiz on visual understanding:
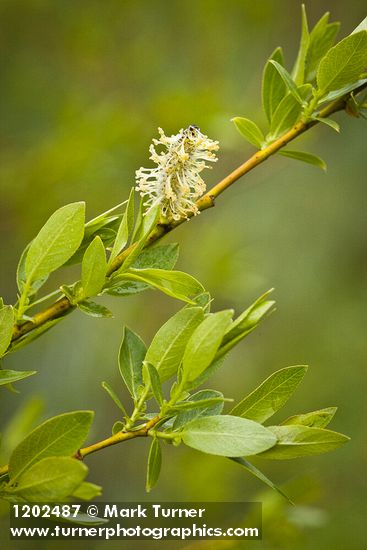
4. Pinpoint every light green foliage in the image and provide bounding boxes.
[118,326,146,399]
[0,369,36,386]
[16,244,49,296]
[8,457,88,502]
[109,188,135,264]
[143,362,163,406]
[279,150,327,171]
[81,236,107,298]
[172,390,225,430]
[120,204,160,271]
[269,61,304,104]
[281,407,337,428]
[319,78,367,104]
[312,116,340,132]
[230,457,293,504]
[268,84,311,139]
[262,47,286,122]
[317,31,367,94]
[101,381,128,417]
[145,306,204,382]
[9,411,94,482]
[181,310,233,384]
[232,117,265,148]
[146,438,162,493]
[305,13,340,82]
[219,289,275,356]
[72,481,102,500]
[352,16,367,34]
[77,300,113,318]
[120,268,204,303]
[106,244,179,296]
[230,366,308,422]
[0,305,14,357]
[25,202,85,283]
[292,5,310,85]
[258,425,350,459]
[181,415,277,457]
